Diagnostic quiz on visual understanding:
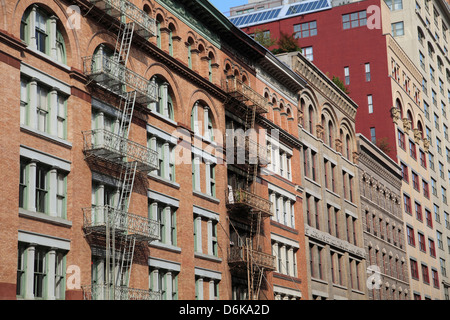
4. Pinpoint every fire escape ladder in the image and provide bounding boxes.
[118,90,137,140]
[114,22,135,68]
